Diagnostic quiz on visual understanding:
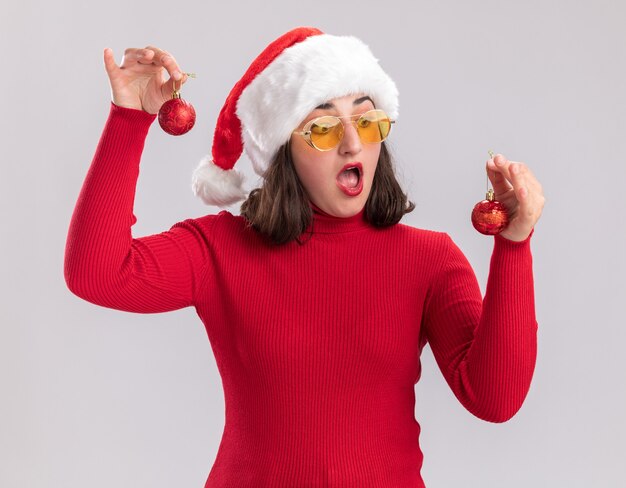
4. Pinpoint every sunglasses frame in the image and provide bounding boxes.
[292,109,395,151]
